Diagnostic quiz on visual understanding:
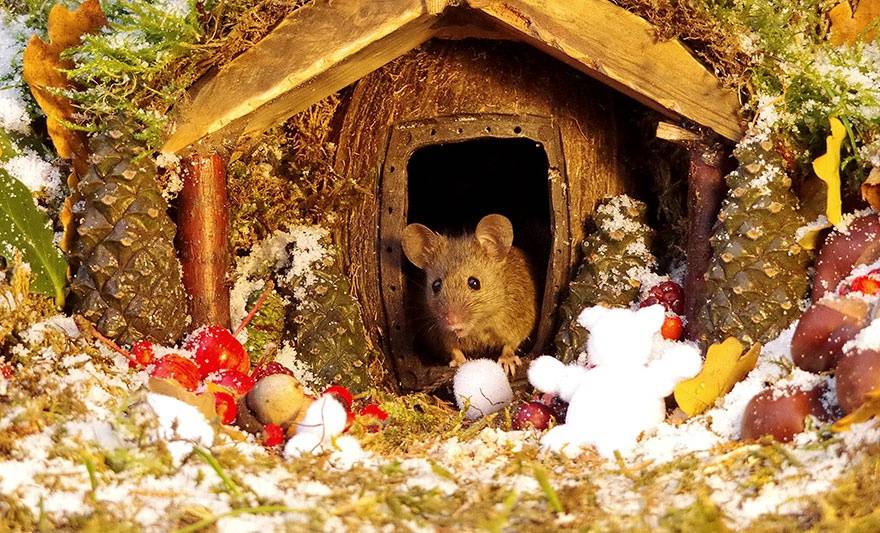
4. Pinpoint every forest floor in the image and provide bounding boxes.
[1,312,879,532]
